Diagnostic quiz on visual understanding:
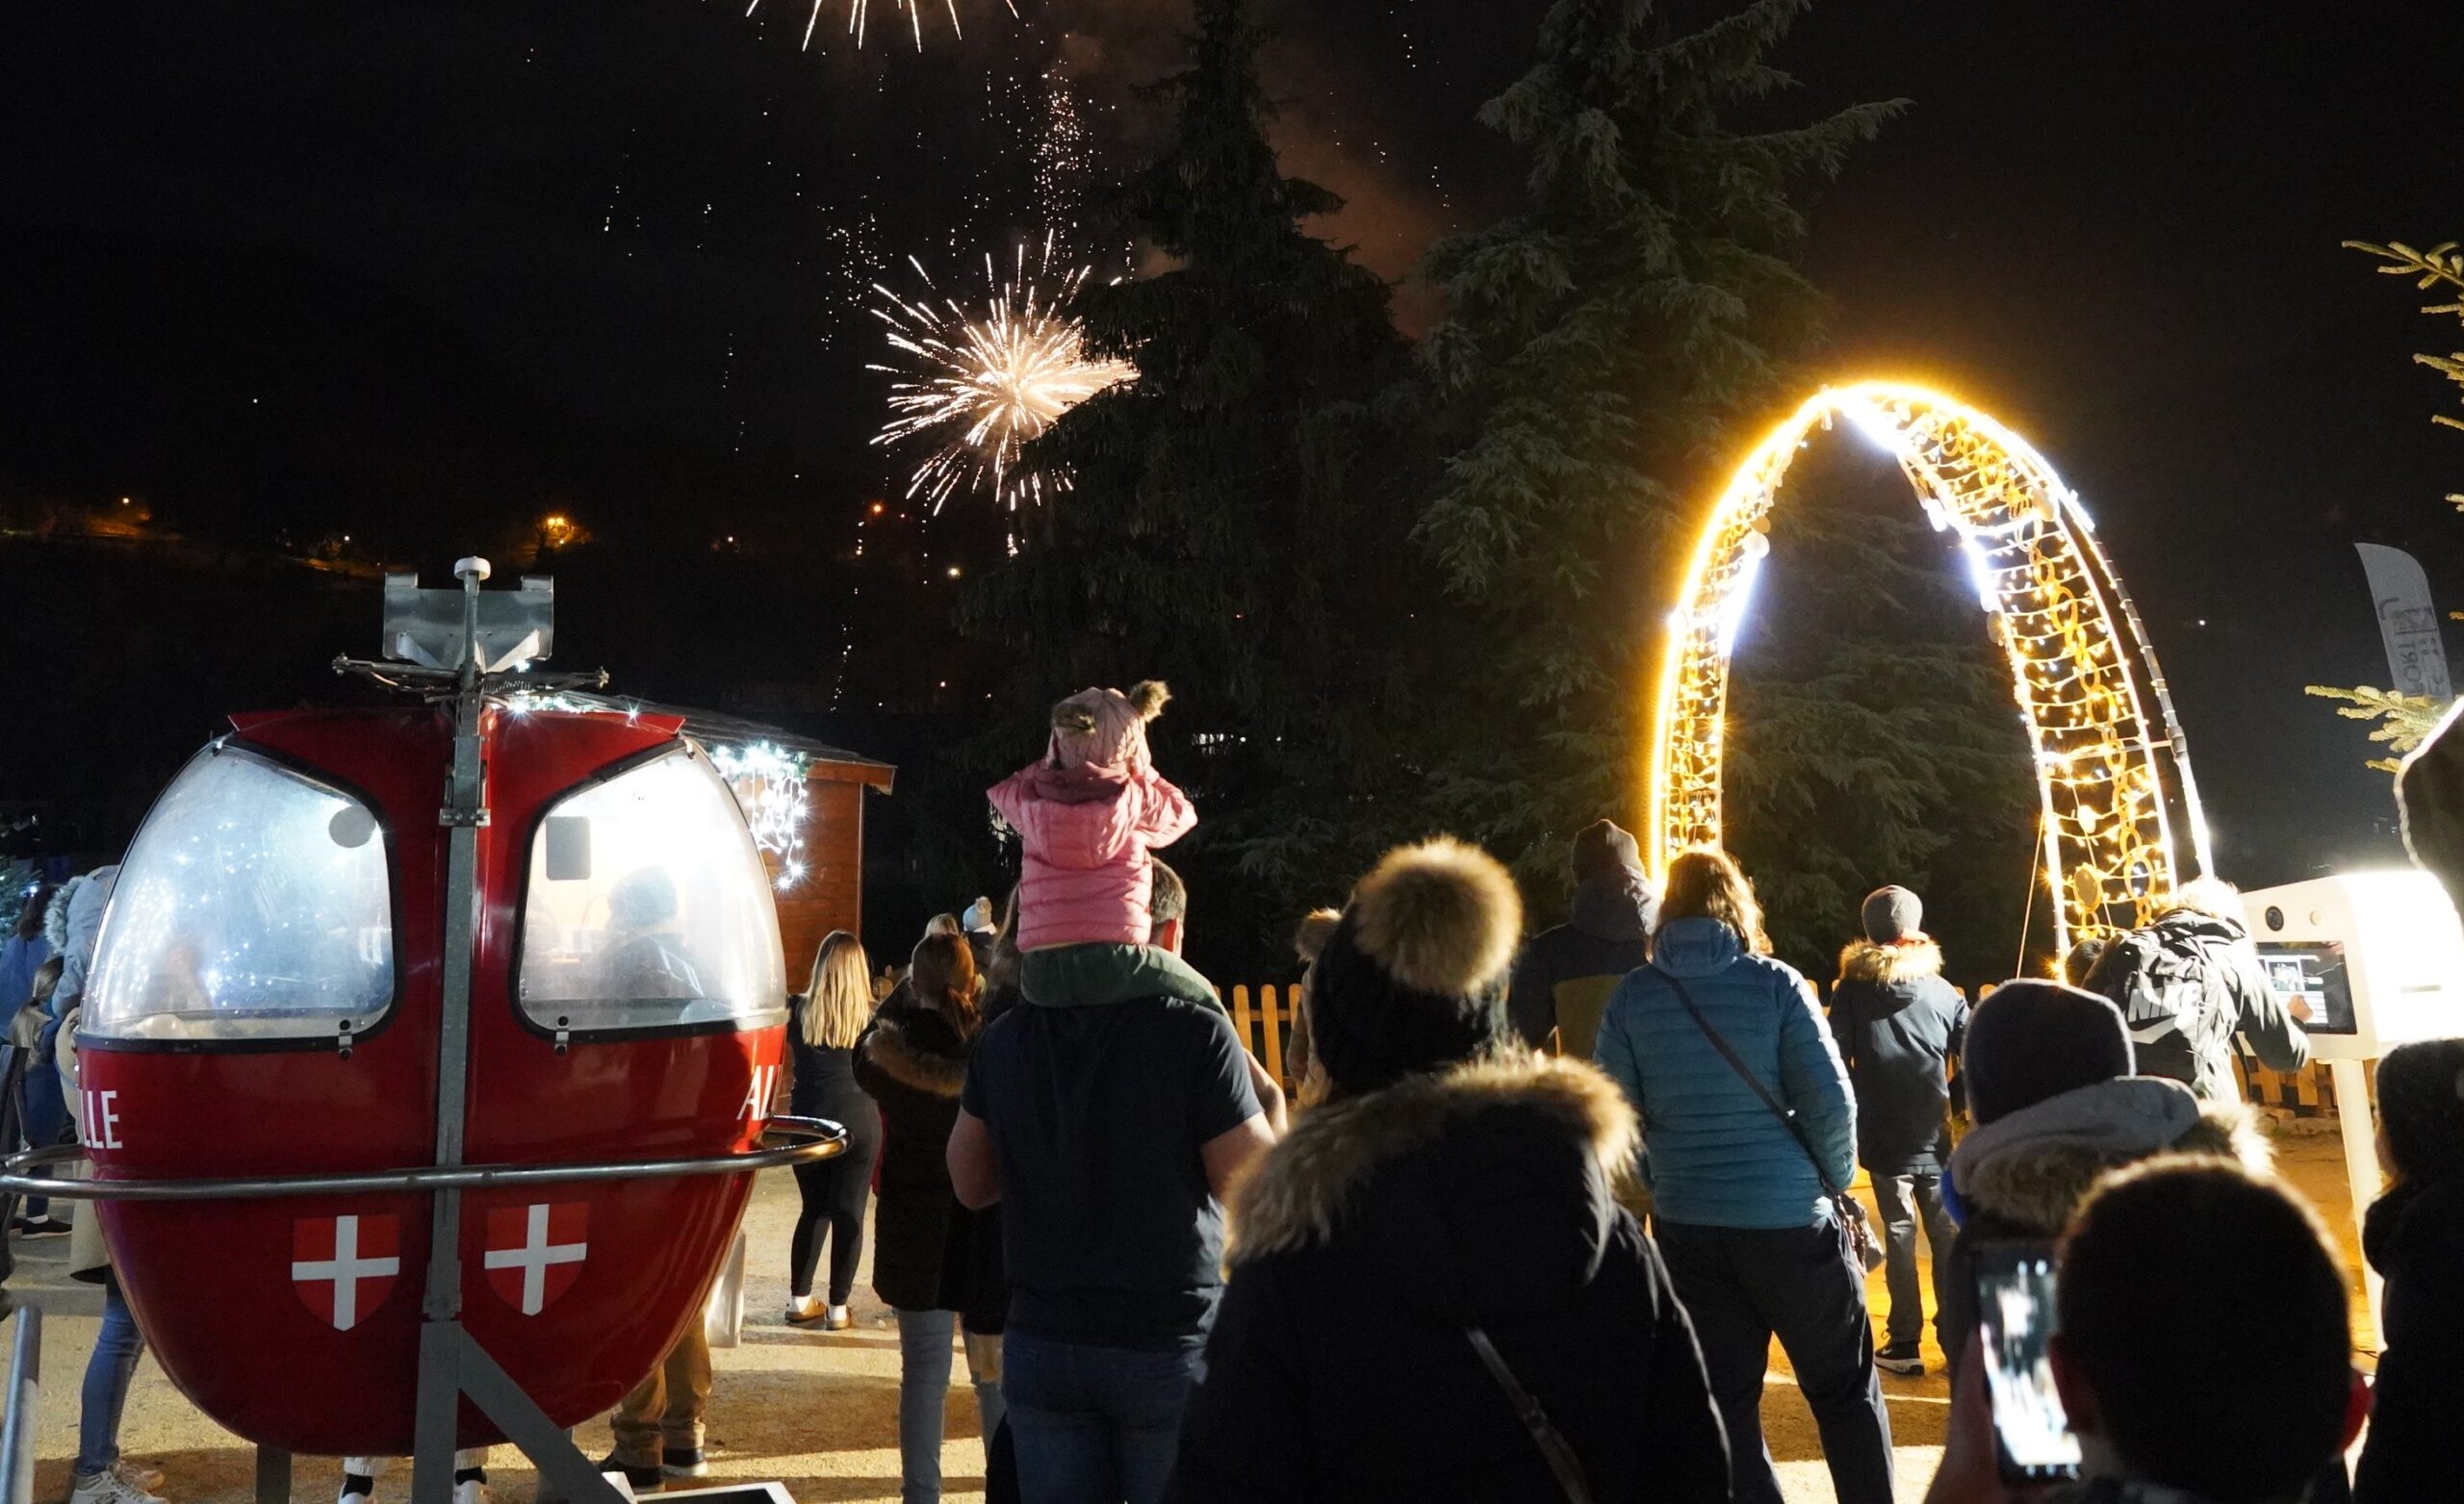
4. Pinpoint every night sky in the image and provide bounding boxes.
[7,0,2464,892]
